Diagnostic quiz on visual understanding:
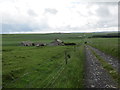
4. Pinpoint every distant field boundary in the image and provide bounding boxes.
[89,33,120,38]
